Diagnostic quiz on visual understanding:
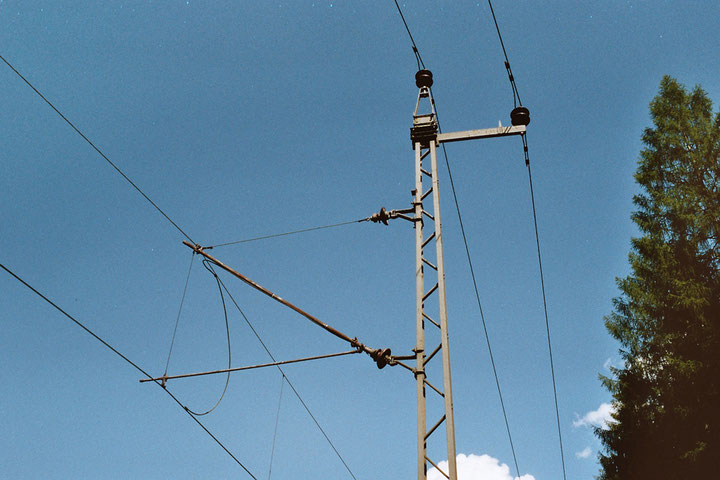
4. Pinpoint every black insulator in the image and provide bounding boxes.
[511,106,530,126]
[415,69,433,88]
